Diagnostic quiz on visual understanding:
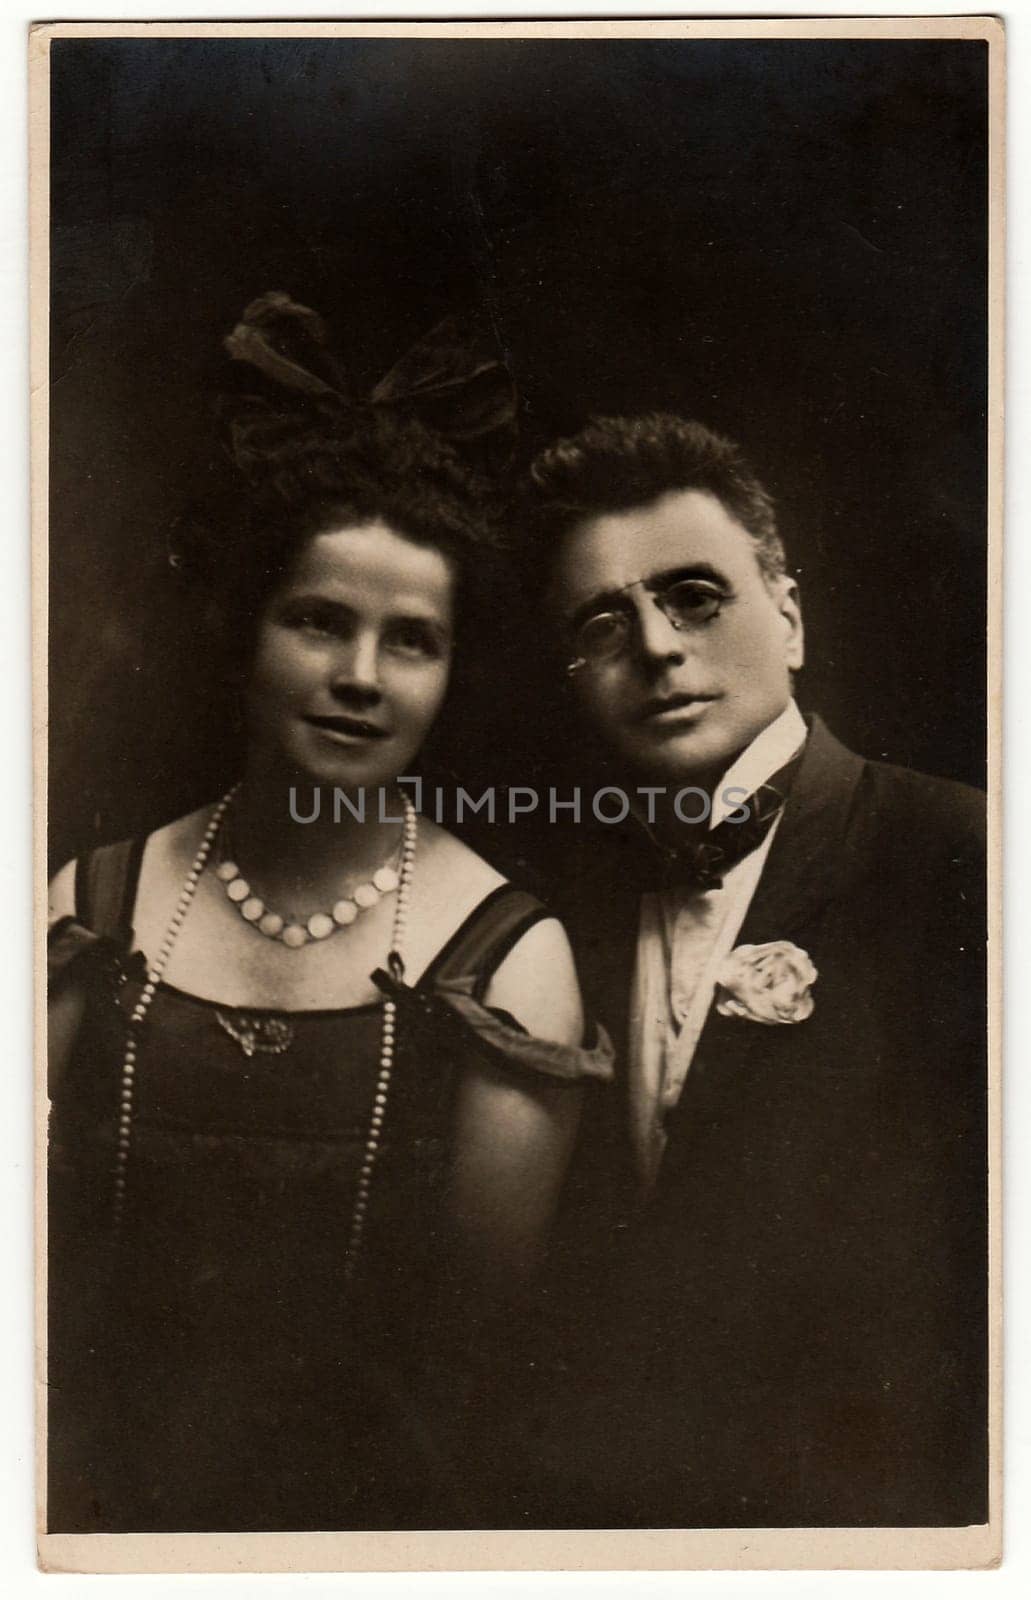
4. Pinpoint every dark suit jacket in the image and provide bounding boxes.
[544,717,987,1529]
